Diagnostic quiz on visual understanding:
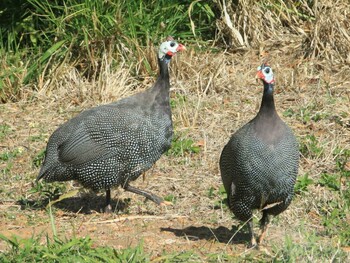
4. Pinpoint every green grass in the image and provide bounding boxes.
[299,134,324,159]
[271,233,348,262]
[167,136,200,157]
[0,124,12,141]
[32,149,46,168]
[0,234,149,263]
[294,173,314,194]
[0,0,216,102]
